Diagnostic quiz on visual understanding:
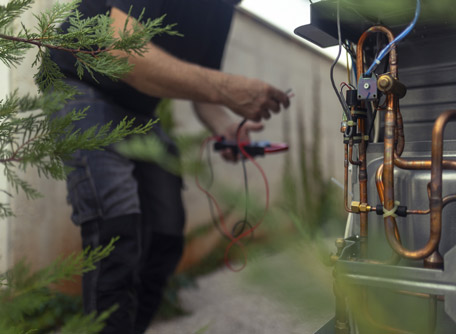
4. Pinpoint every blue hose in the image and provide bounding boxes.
[364,0,421,76]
